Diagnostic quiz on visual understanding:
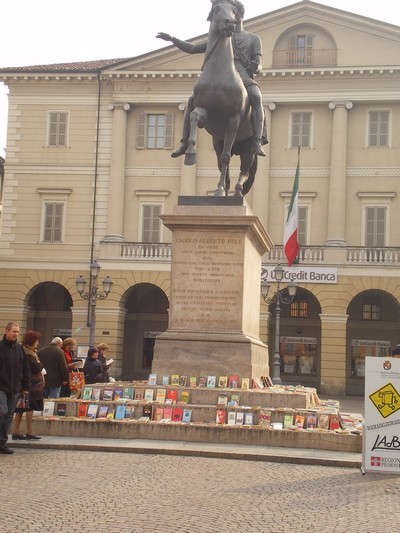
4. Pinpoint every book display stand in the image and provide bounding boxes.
[33,374,363,453]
